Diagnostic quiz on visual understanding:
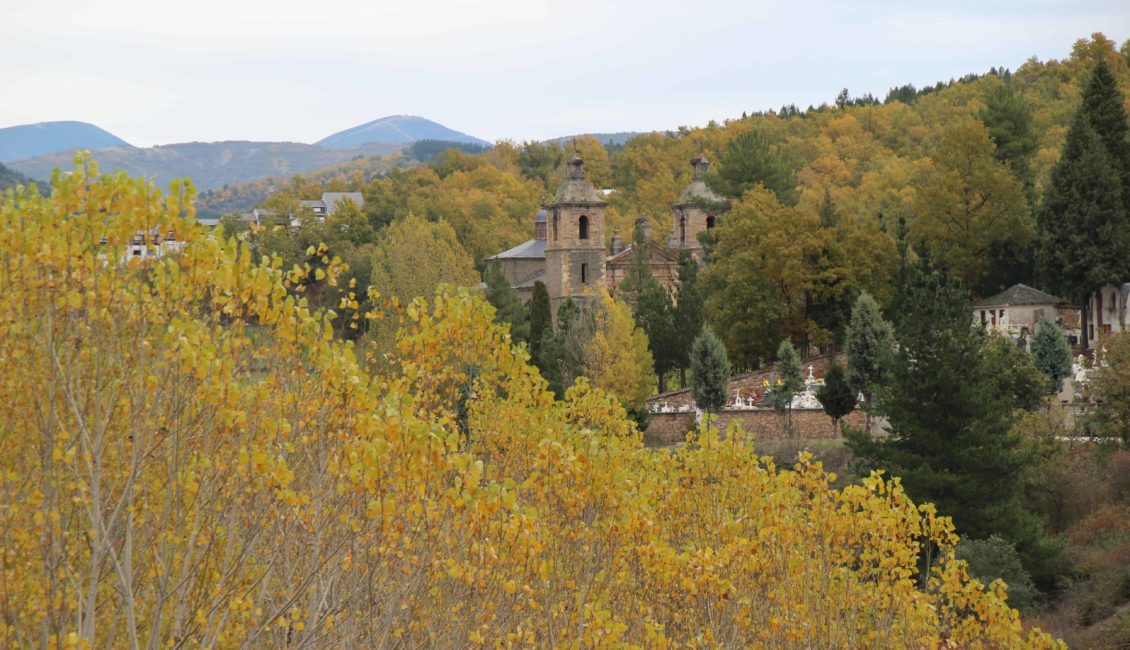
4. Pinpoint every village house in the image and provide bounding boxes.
[241,191,366,227]
[973,283,1080,347]
[1085,283,1130,349]
[485,153,724,308]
